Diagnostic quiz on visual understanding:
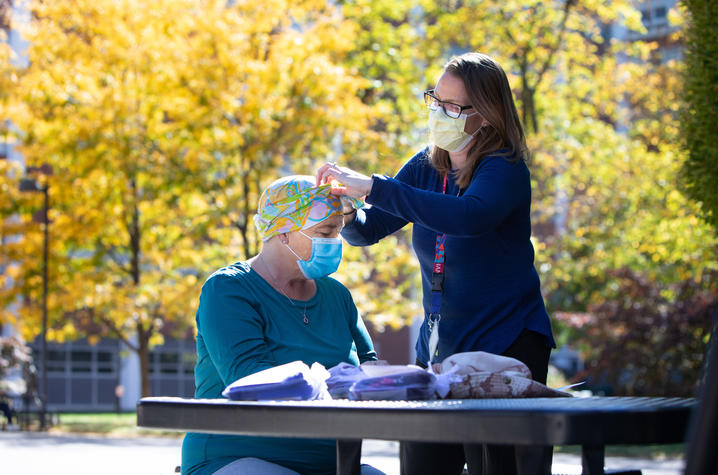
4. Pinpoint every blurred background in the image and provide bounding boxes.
[0,0,715,440]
